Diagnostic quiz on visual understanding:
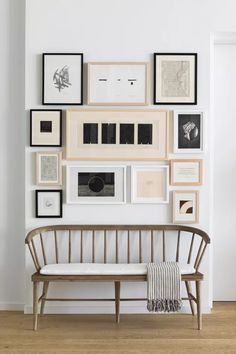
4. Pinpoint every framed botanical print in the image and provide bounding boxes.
[30,110,62,147]
[170,159,202,186]
[173,111,204,153]
[66,165,126,204]
[131,165,169,204]
[154,53,197,104]
[88,62,149,105]
[173,190,199,224]
[36,152,62,186]
[66,109,169,160]
[35,190,63,218]
[42,53,83,105]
